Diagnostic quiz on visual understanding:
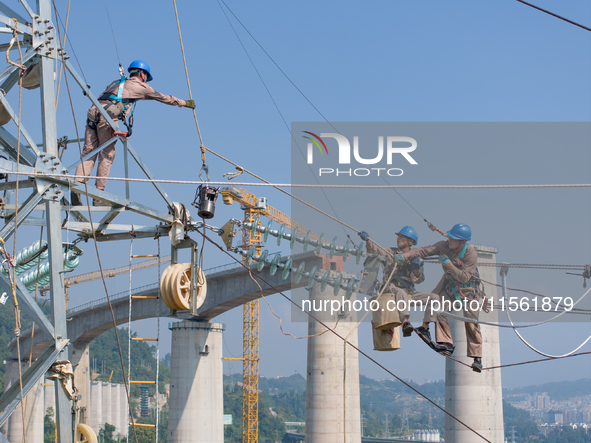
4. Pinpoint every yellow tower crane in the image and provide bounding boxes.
[220,186,319,443]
